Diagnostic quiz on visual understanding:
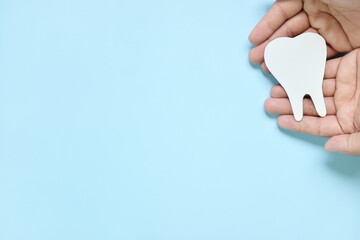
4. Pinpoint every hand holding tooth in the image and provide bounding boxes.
[264,49,360,156]
[249,0,360,156]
